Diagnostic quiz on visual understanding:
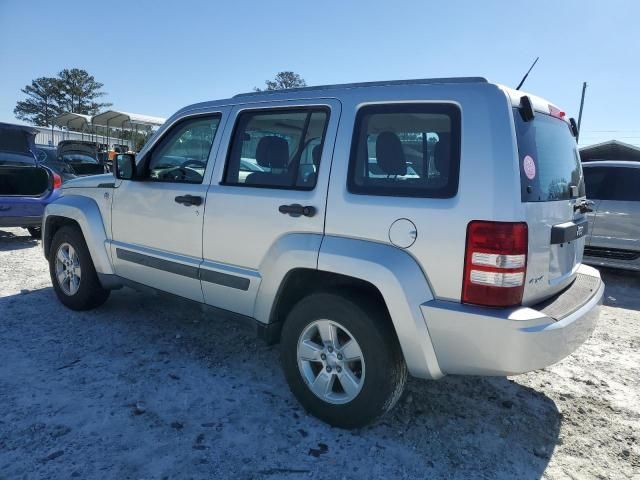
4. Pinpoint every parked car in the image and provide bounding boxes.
[0,123,62,238]
[42,78,603,427]
[583,160,640,270]
[35,145,76,182]
[56,141,105,176]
